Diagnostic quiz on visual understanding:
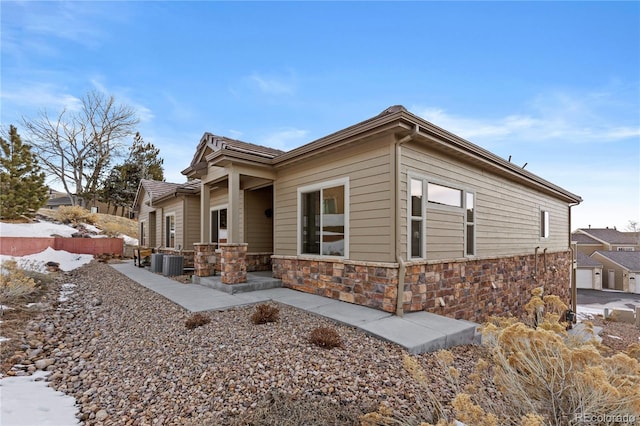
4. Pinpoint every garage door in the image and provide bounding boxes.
[576,269,593,289]
[631,273,640,294]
